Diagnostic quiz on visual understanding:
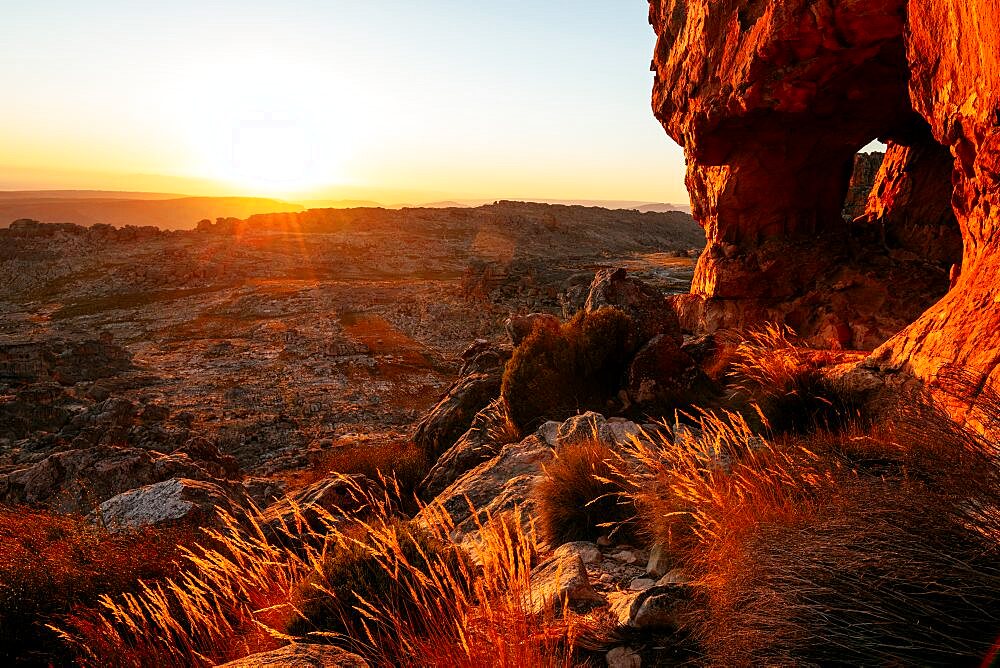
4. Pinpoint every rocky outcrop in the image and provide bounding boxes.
[843,152,885,221]
[411,341,510,460]
[528,549,605,615]
[262,473,375,531]
[0,446,225,514]
[585,268,681,345]
[650,0,1000,410]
